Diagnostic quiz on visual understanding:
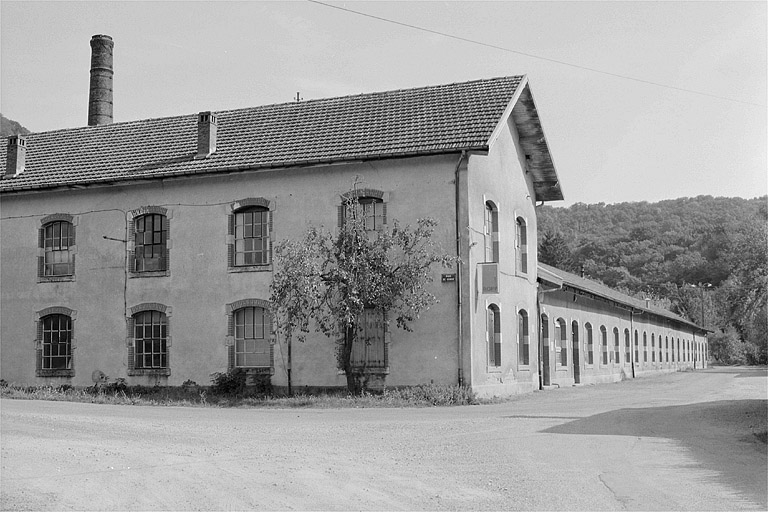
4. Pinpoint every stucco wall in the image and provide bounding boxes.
[540,289,708,388]
[0,155,463,388]
[464,116,540,398]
